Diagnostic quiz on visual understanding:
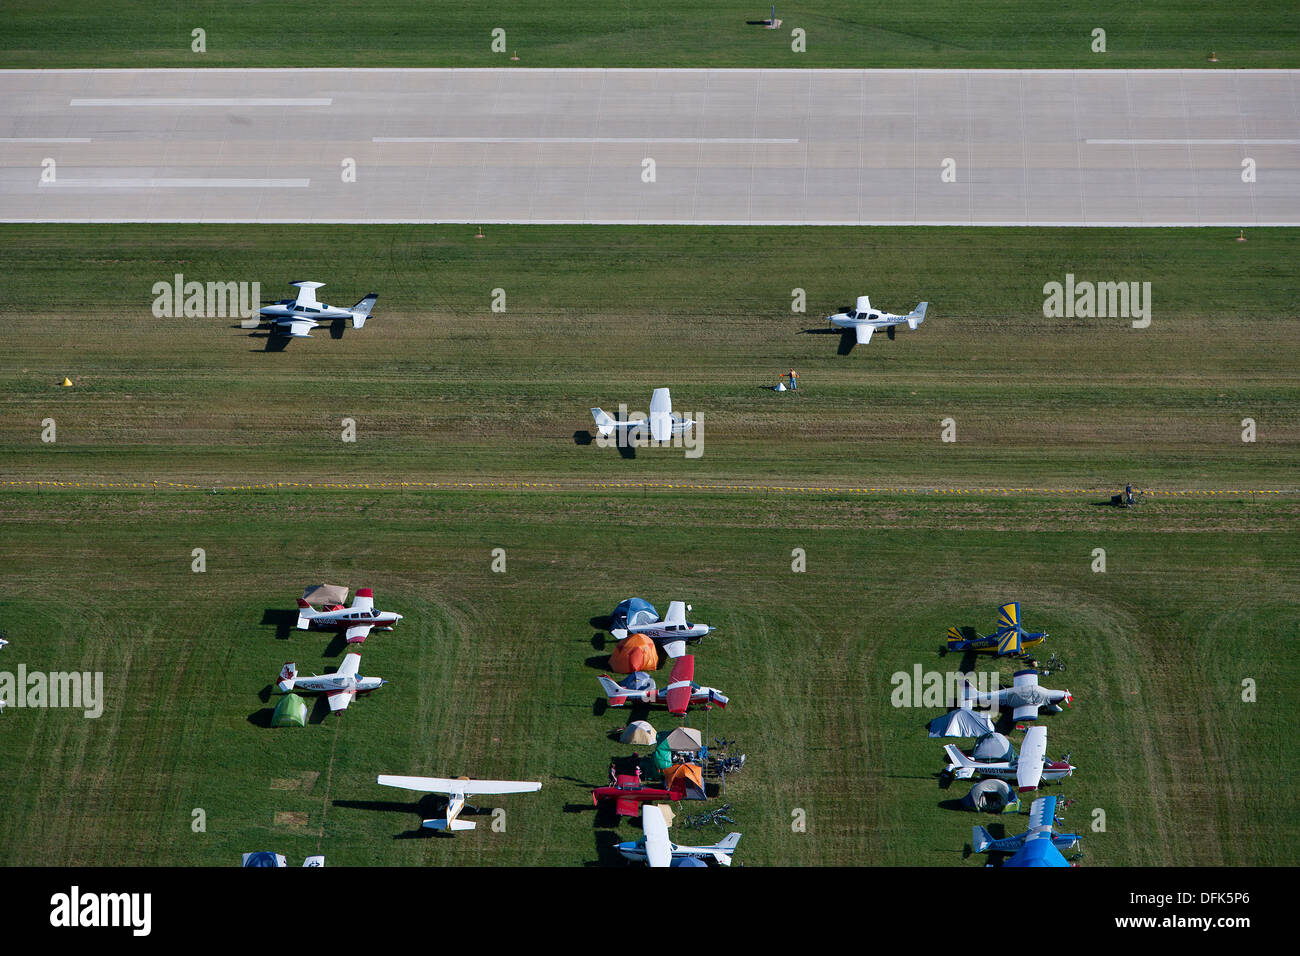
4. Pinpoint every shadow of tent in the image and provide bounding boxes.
[589,631,607,650]
[584,654,613,671]
[246,707,275,728]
